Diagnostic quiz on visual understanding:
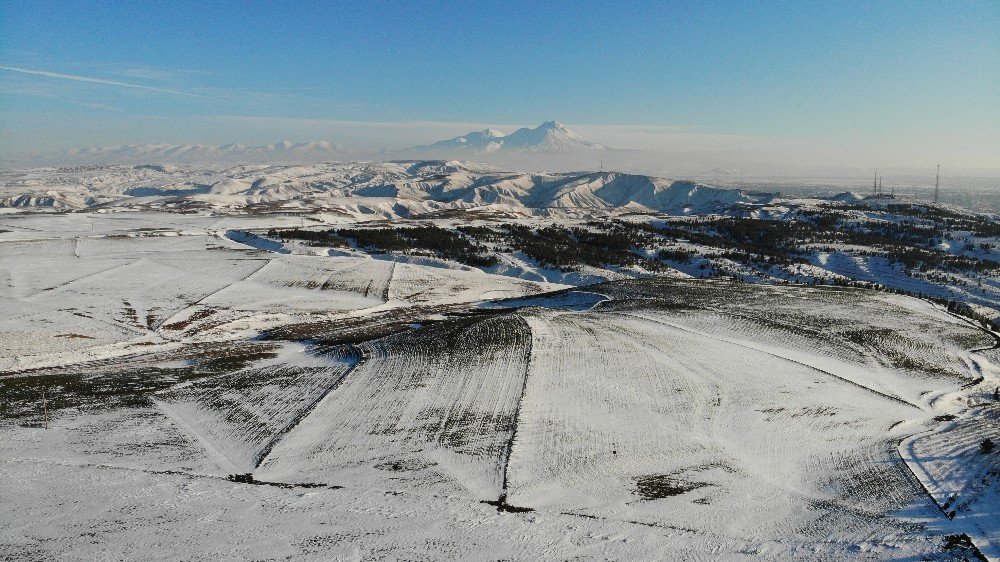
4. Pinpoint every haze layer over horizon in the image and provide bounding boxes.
[0,1,997,172]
